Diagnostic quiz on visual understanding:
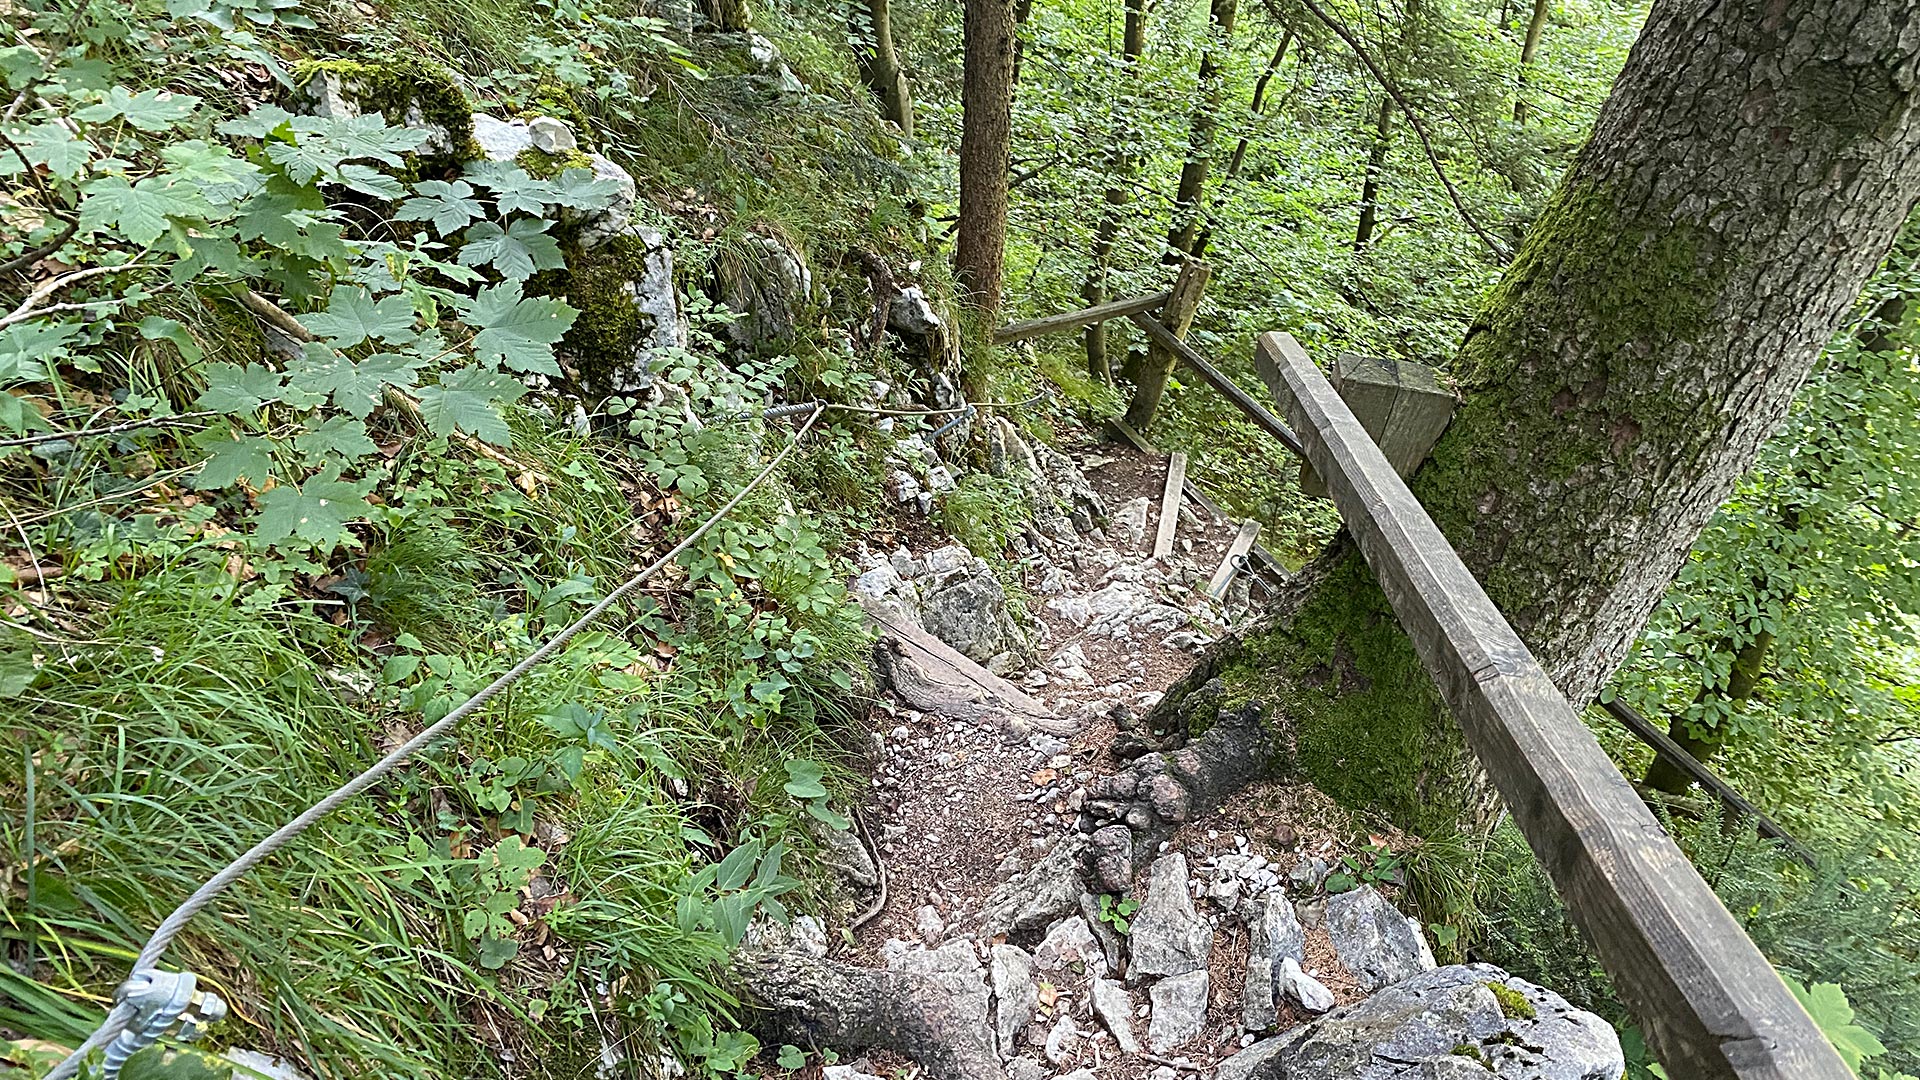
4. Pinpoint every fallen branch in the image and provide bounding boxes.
[0,264,153,331]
